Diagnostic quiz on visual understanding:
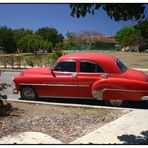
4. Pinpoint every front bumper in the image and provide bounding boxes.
[12,77,18,94]
[12,89,18,94]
